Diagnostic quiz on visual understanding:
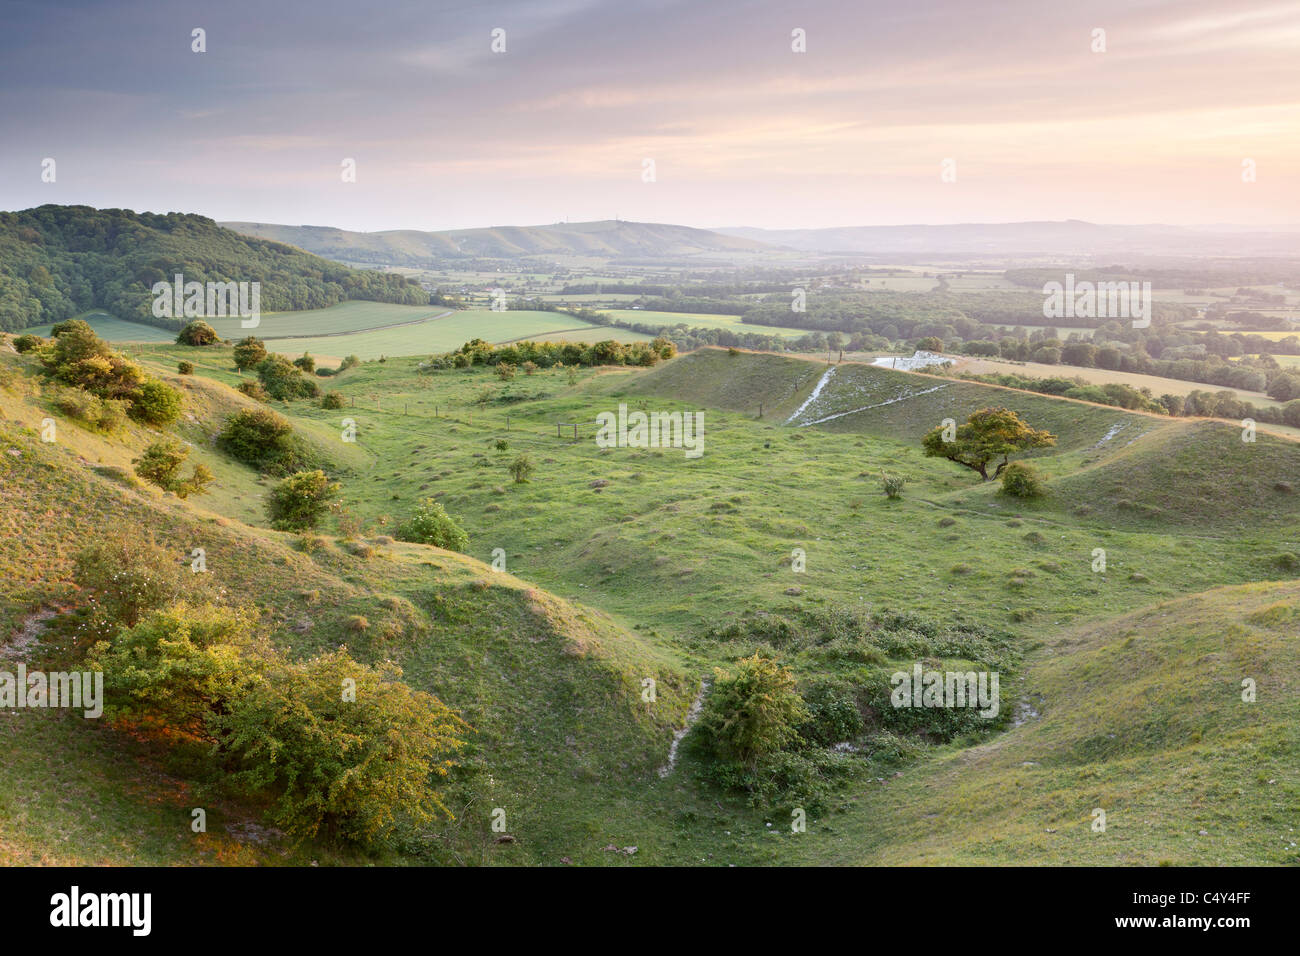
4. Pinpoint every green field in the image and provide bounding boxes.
[538,293,645,303]
[234,301,451,338]
[260,311,654,360]
[493,325,657,346]
[3,340,1298,867]
[23,306,660,362]
[21,311,175,342]
[601,309,810,338]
